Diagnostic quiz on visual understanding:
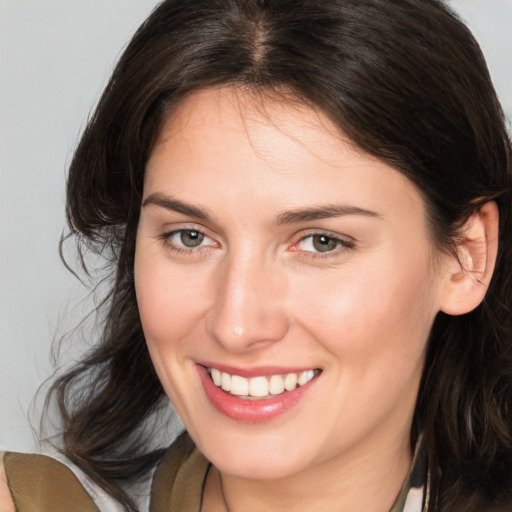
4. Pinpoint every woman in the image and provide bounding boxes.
[2,0,512,510]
